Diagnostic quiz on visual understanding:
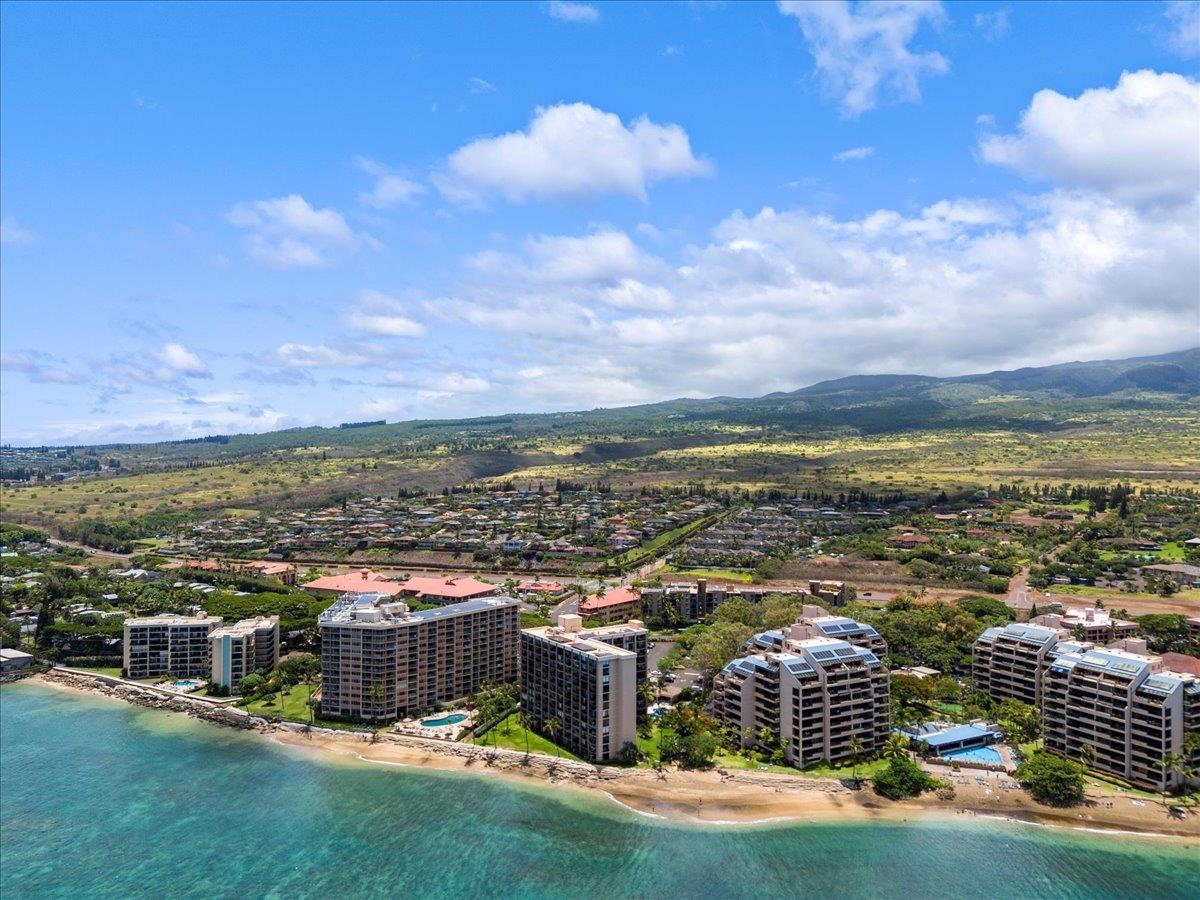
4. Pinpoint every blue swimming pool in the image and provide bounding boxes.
[421,713,467,727]
[941,746,1003,764]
